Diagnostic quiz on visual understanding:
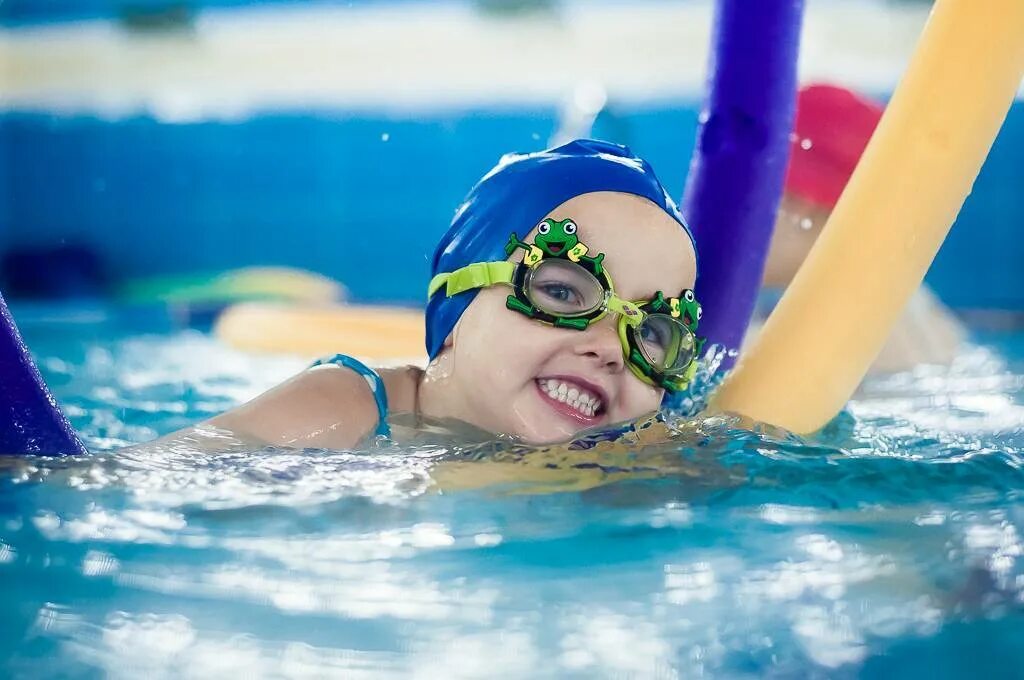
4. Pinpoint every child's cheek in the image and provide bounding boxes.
[618,378,662,420]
